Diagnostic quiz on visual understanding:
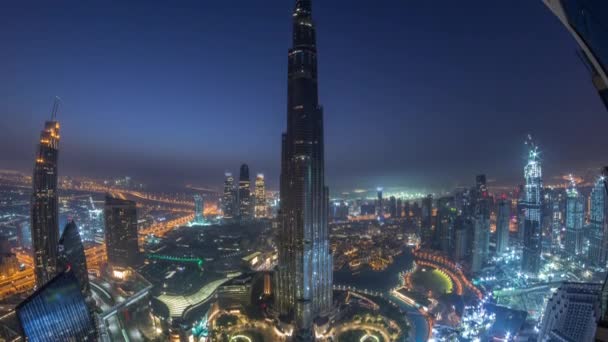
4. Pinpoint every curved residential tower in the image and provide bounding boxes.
[275,0,333,339]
